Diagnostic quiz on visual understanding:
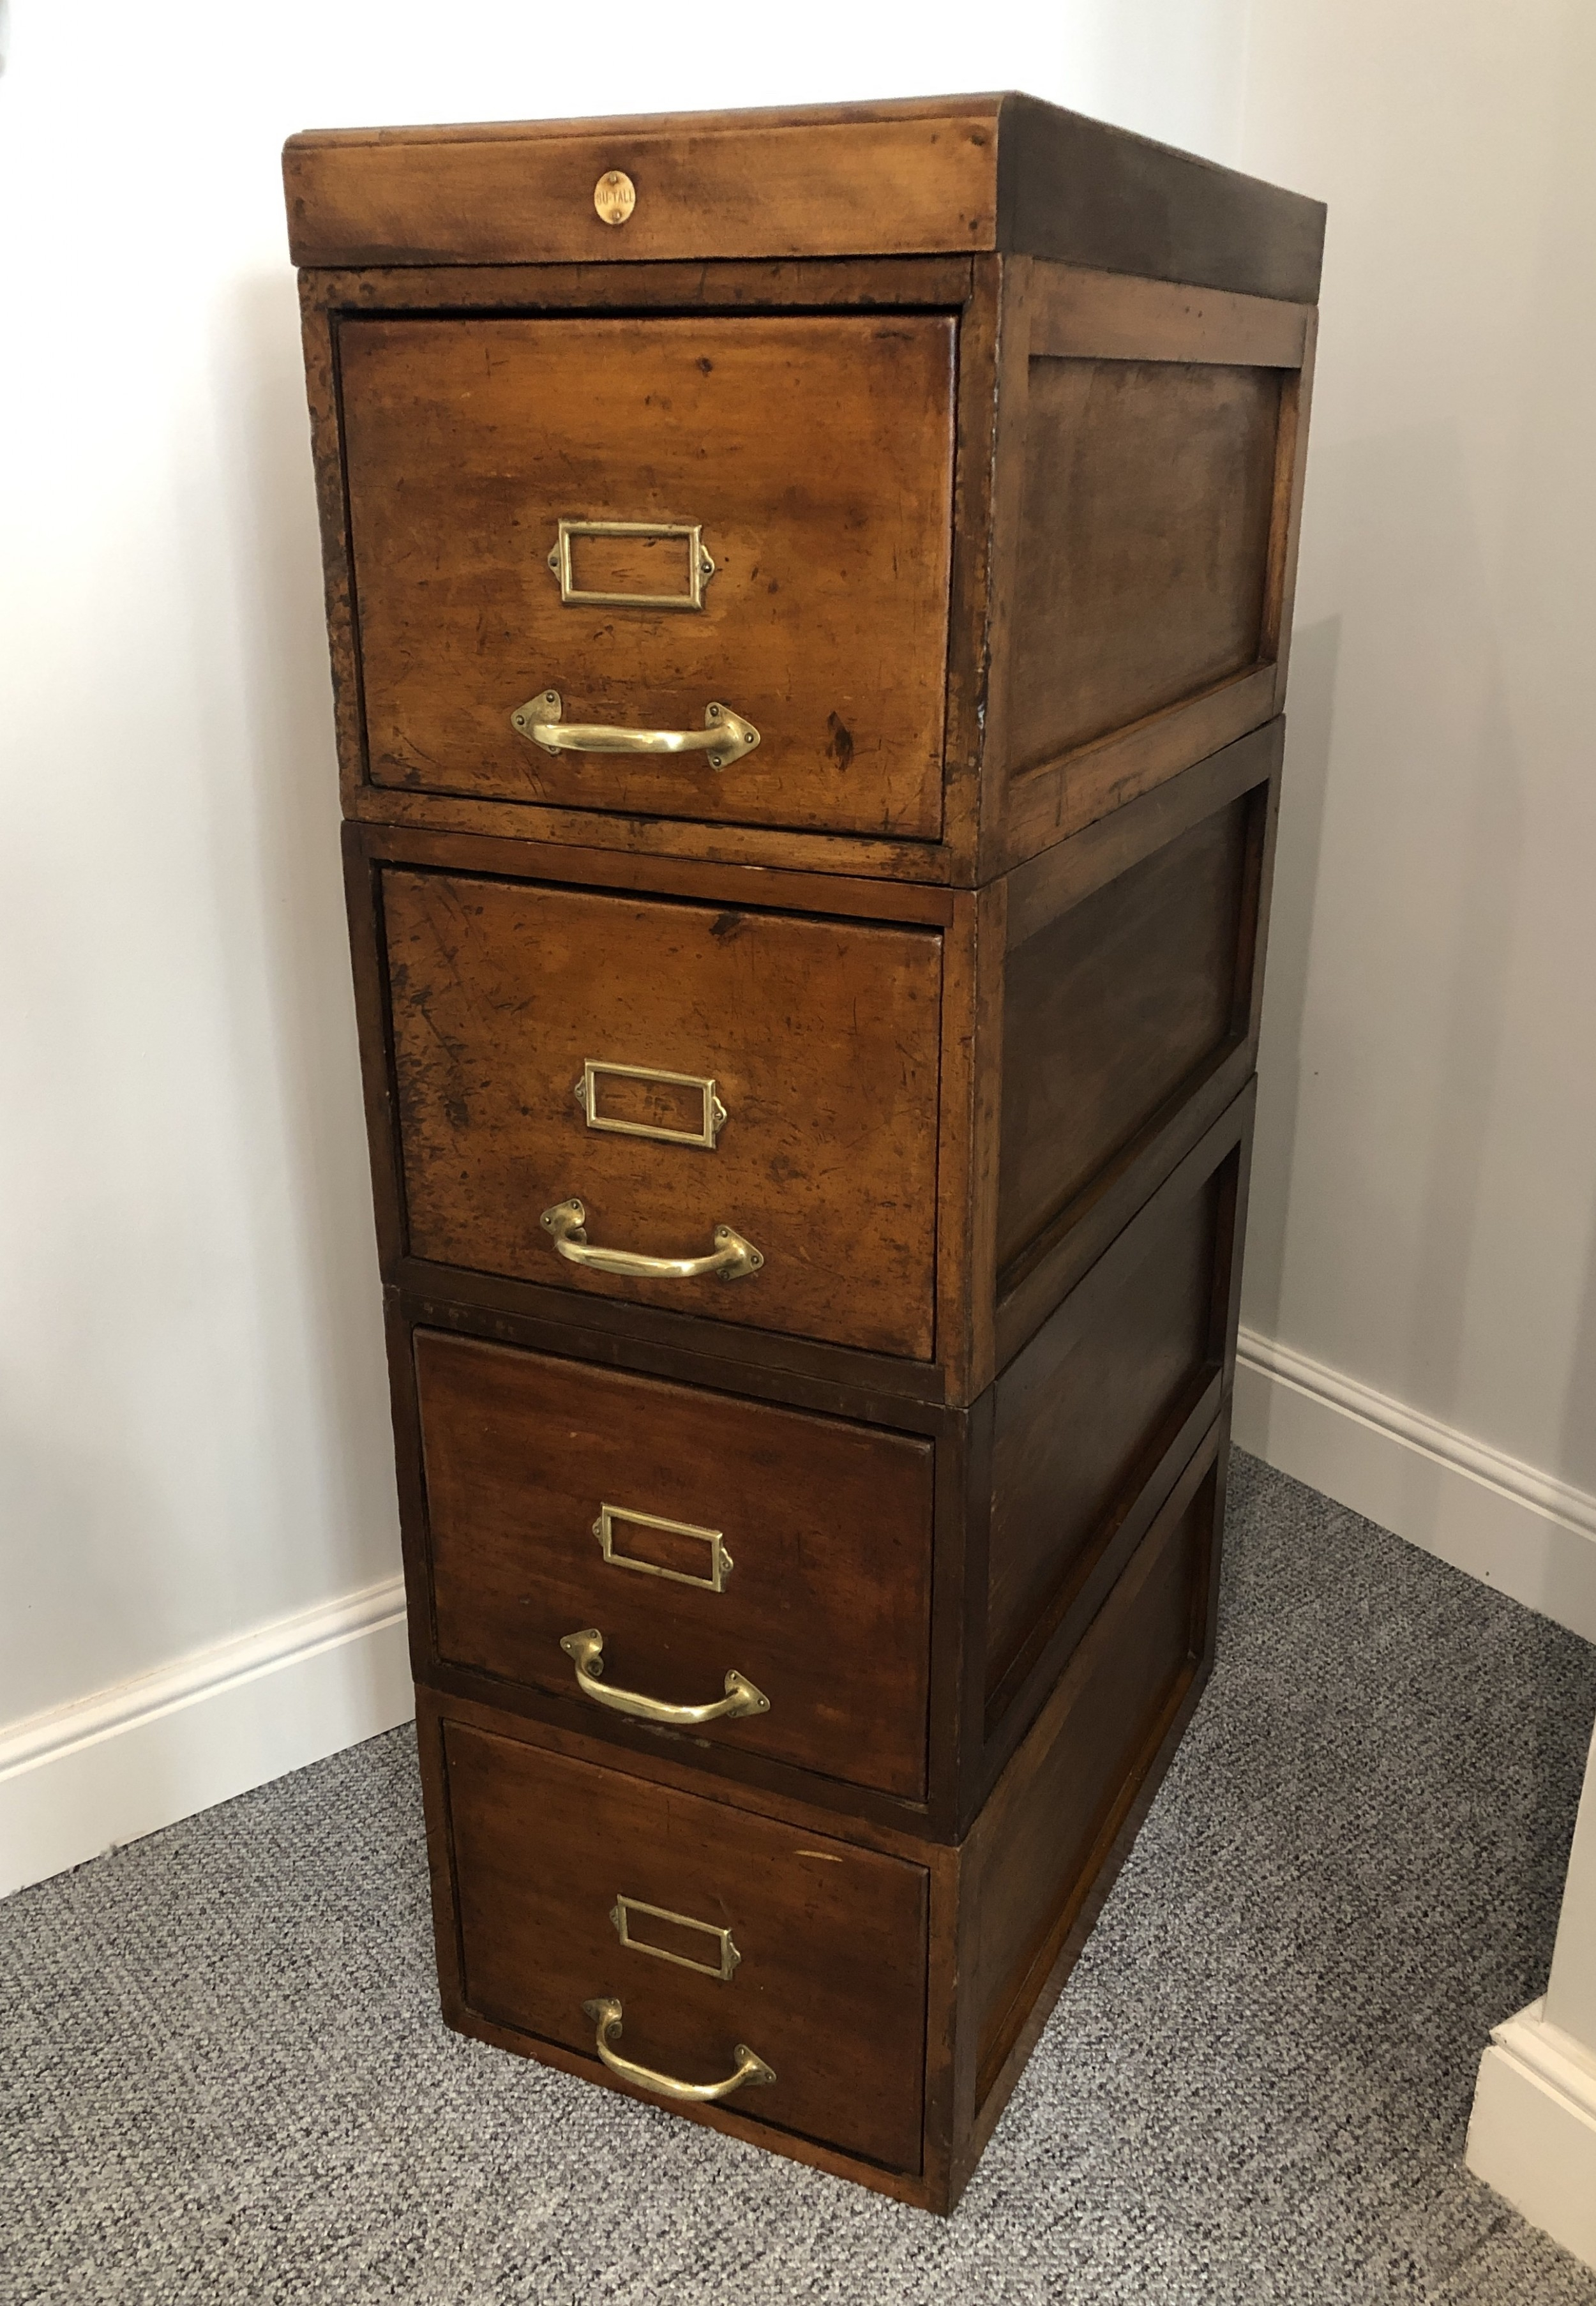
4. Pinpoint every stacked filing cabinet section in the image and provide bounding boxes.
[287,93,1323,2212]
